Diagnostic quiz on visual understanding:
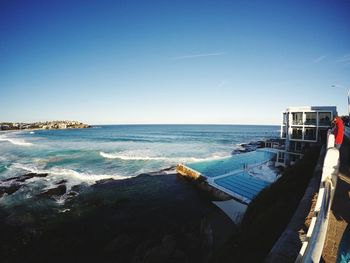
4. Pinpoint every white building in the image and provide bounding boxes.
[276,106,337,167]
